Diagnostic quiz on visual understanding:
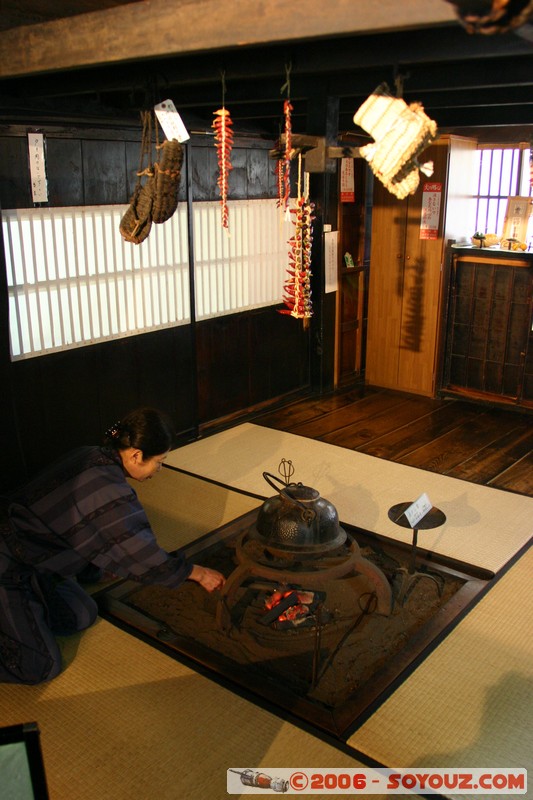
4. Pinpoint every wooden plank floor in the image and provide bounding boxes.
[254,386,533,497]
